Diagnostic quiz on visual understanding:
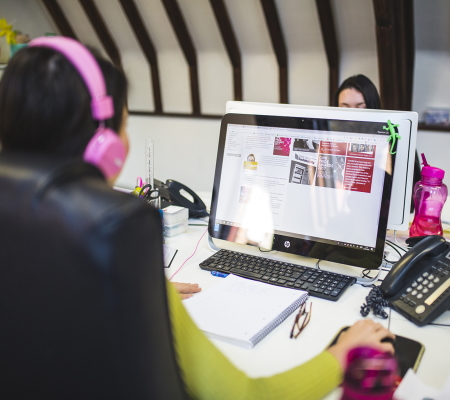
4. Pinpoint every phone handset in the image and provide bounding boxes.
[166,180,208,218]
[154,179,209,219]
[380,235,448,301]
